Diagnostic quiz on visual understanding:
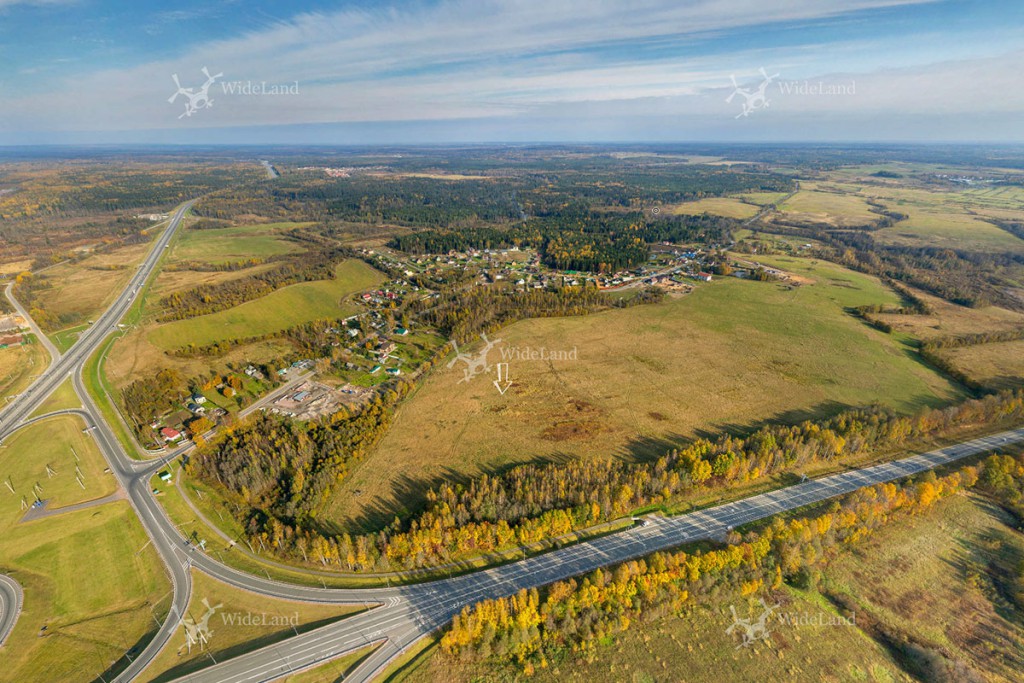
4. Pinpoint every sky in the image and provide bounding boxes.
[1,0,1023,144]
